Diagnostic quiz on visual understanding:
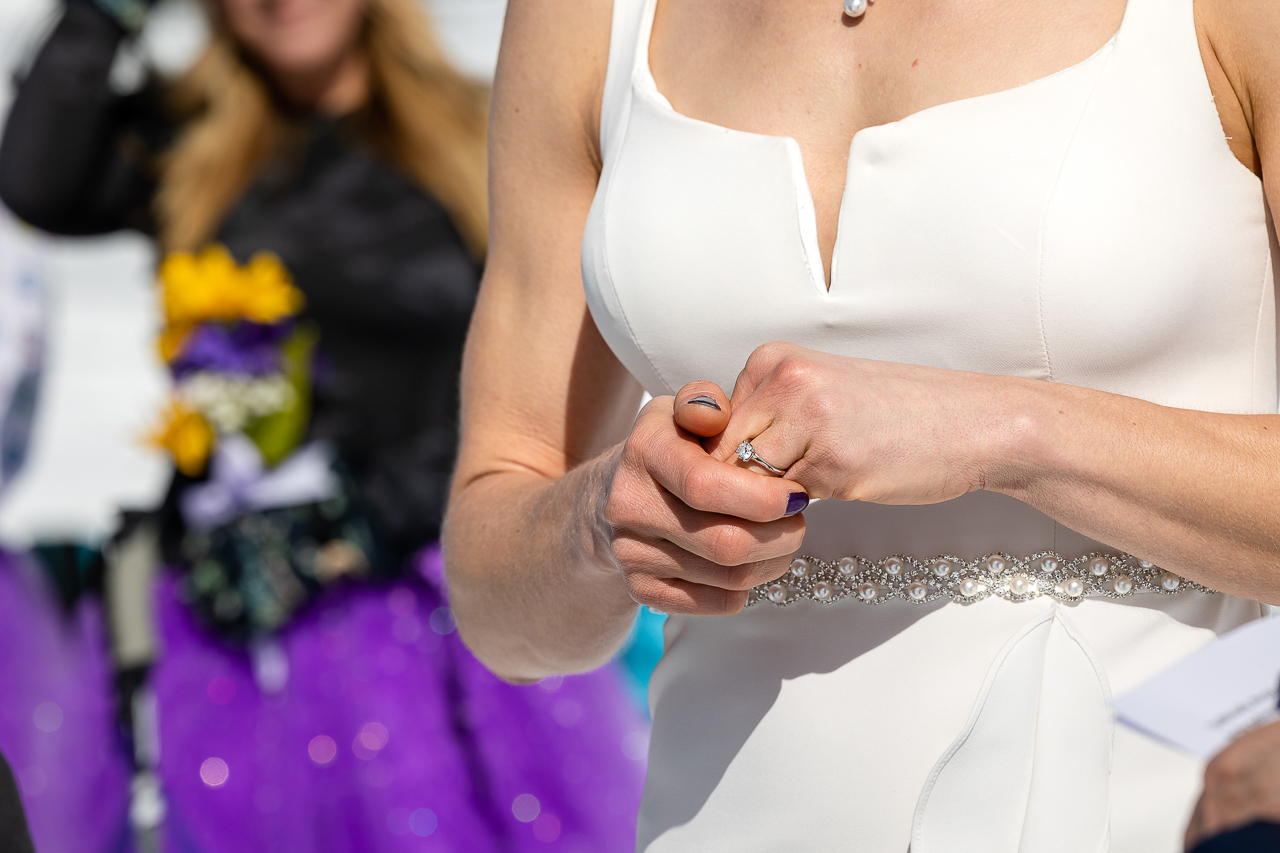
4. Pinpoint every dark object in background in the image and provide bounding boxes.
[173,462,397,641]
[1191,821,1280,853]
[0,751,36,853]
[31,543,104,610]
